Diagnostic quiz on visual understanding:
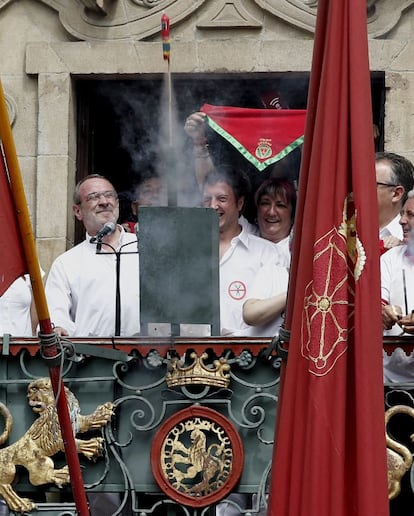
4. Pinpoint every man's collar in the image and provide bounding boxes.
[232,224,249,248]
